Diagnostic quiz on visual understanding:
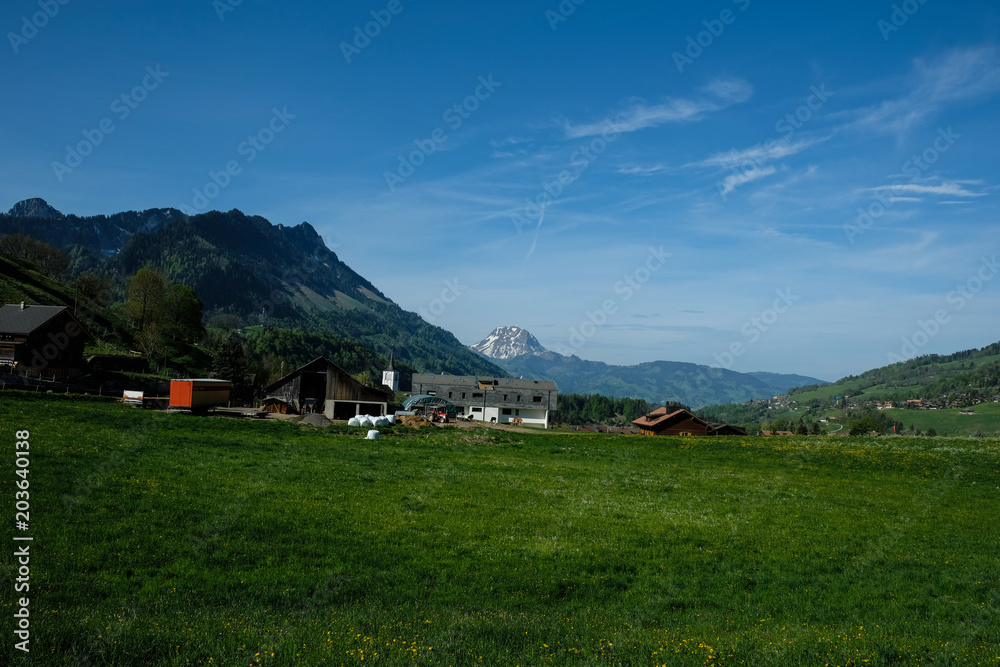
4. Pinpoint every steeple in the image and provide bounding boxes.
[382,349,399,392]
